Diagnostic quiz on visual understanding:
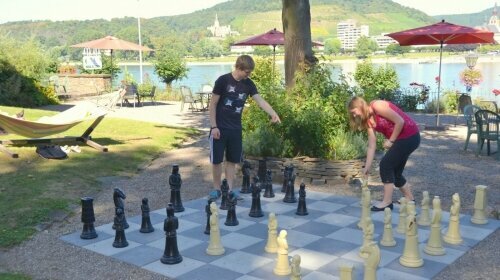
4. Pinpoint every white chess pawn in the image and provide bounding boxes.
[265,212,279,253]
[359,216,374,258]
[417,191,431,226]
[339,263,354,280]
[399,201,424,267]
[358,187,371,229]
[424,196,446,255]
[273,230,291,276]
[206,202,225,255]
[361,241,380,280]
[443,193,463,245]
[471,185,488,224]
[380,207,396,246]
[396,197,408,234]
[290,254,302,280]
